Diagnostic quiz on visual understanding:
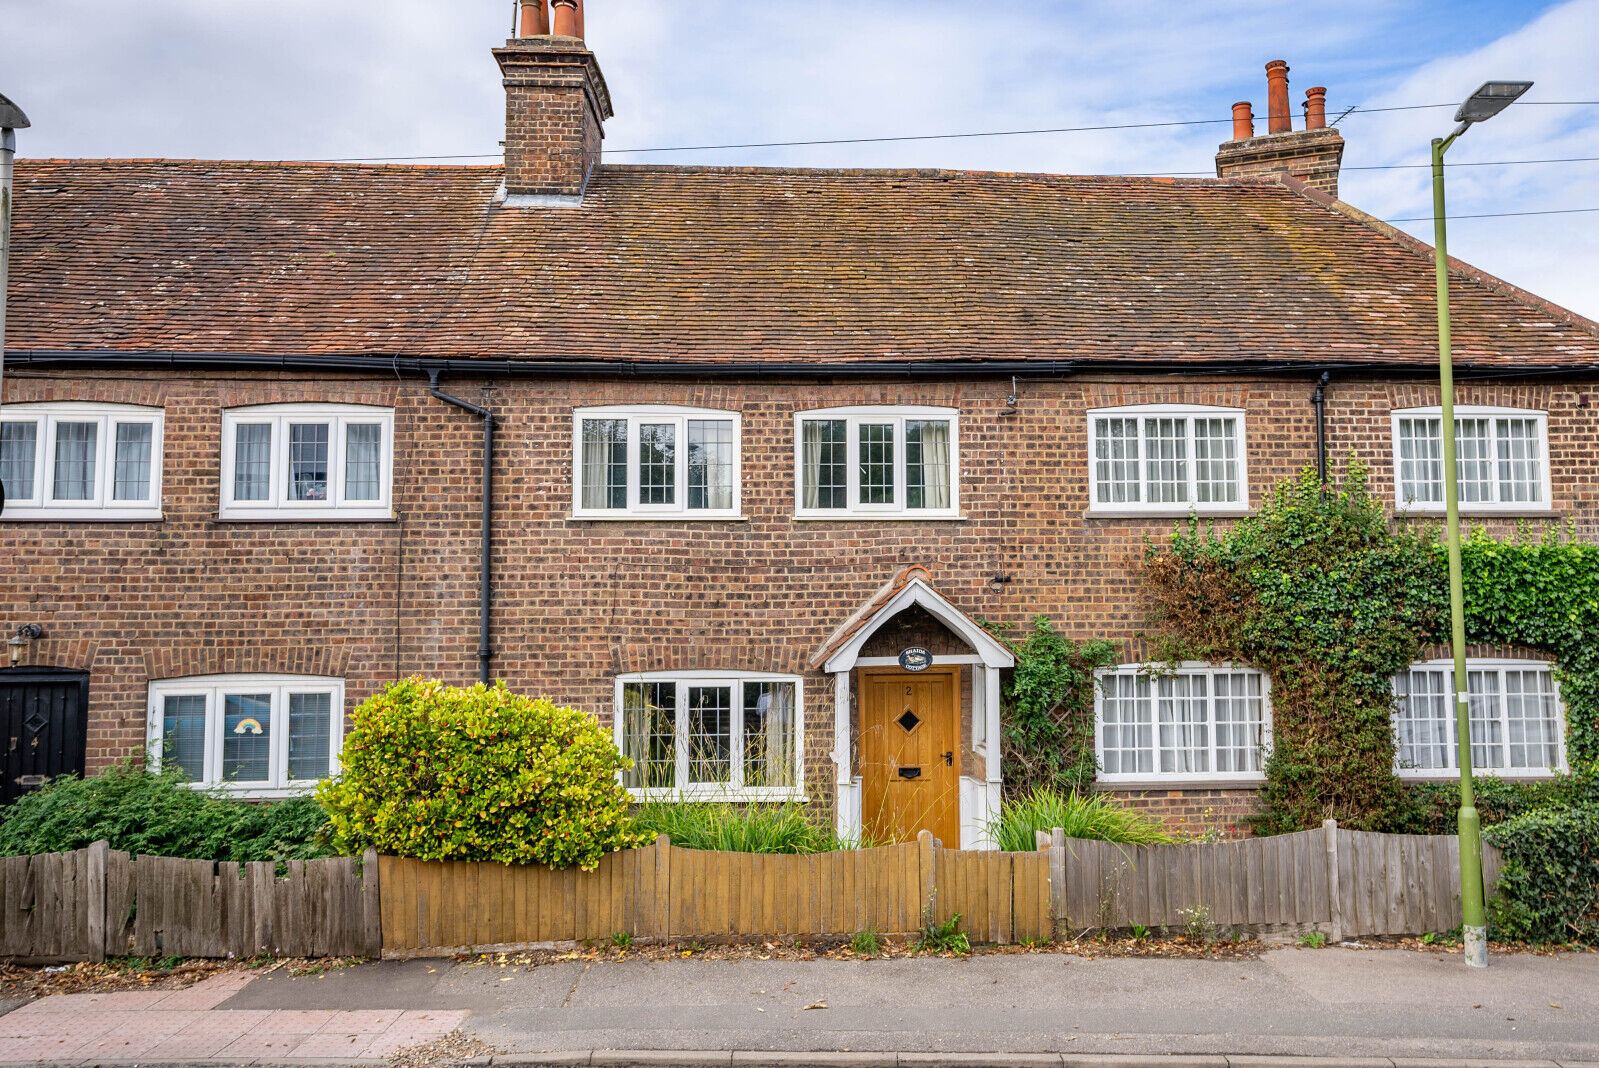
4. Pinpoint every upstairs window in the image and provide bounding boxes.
[1392,407,1549,512]
[0,403,164,520]
[1087,405,1247,515]
[616,672,802,799]
[1393,660,1566,777]
[795,407,959,518]
[1095,664,1271,783]
[147,675,344,797]
[220,405,393,520]
[573,407,741,519]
